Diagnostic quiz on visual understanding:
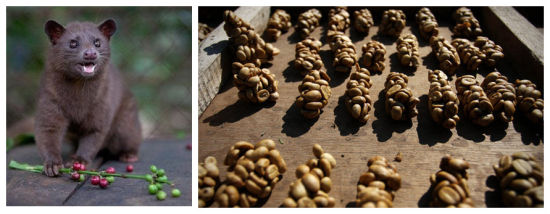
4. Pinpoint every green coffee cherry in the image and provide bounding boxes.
[156,190,167,200]
[106,176,115,183]
[157,169,165,177]
[157,175,168,183]
[171,189,181,197]
[79,174,86,182]
[145,174,153,182]
[156,182,163,190]
[148,184,158,194]
[150,165,157,173]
